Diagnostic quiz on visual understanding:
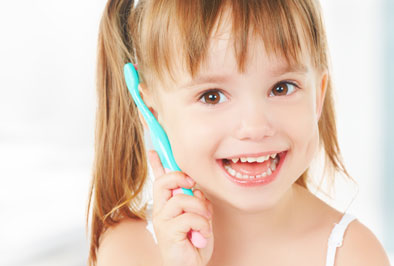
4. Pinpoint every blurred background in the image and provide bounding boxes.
[0,0,393,265]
